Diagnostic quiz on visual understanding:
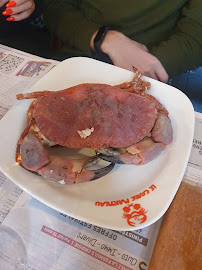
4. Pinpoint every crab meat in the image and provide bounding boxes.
[78,127,94,139]
[16,67,173,184]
